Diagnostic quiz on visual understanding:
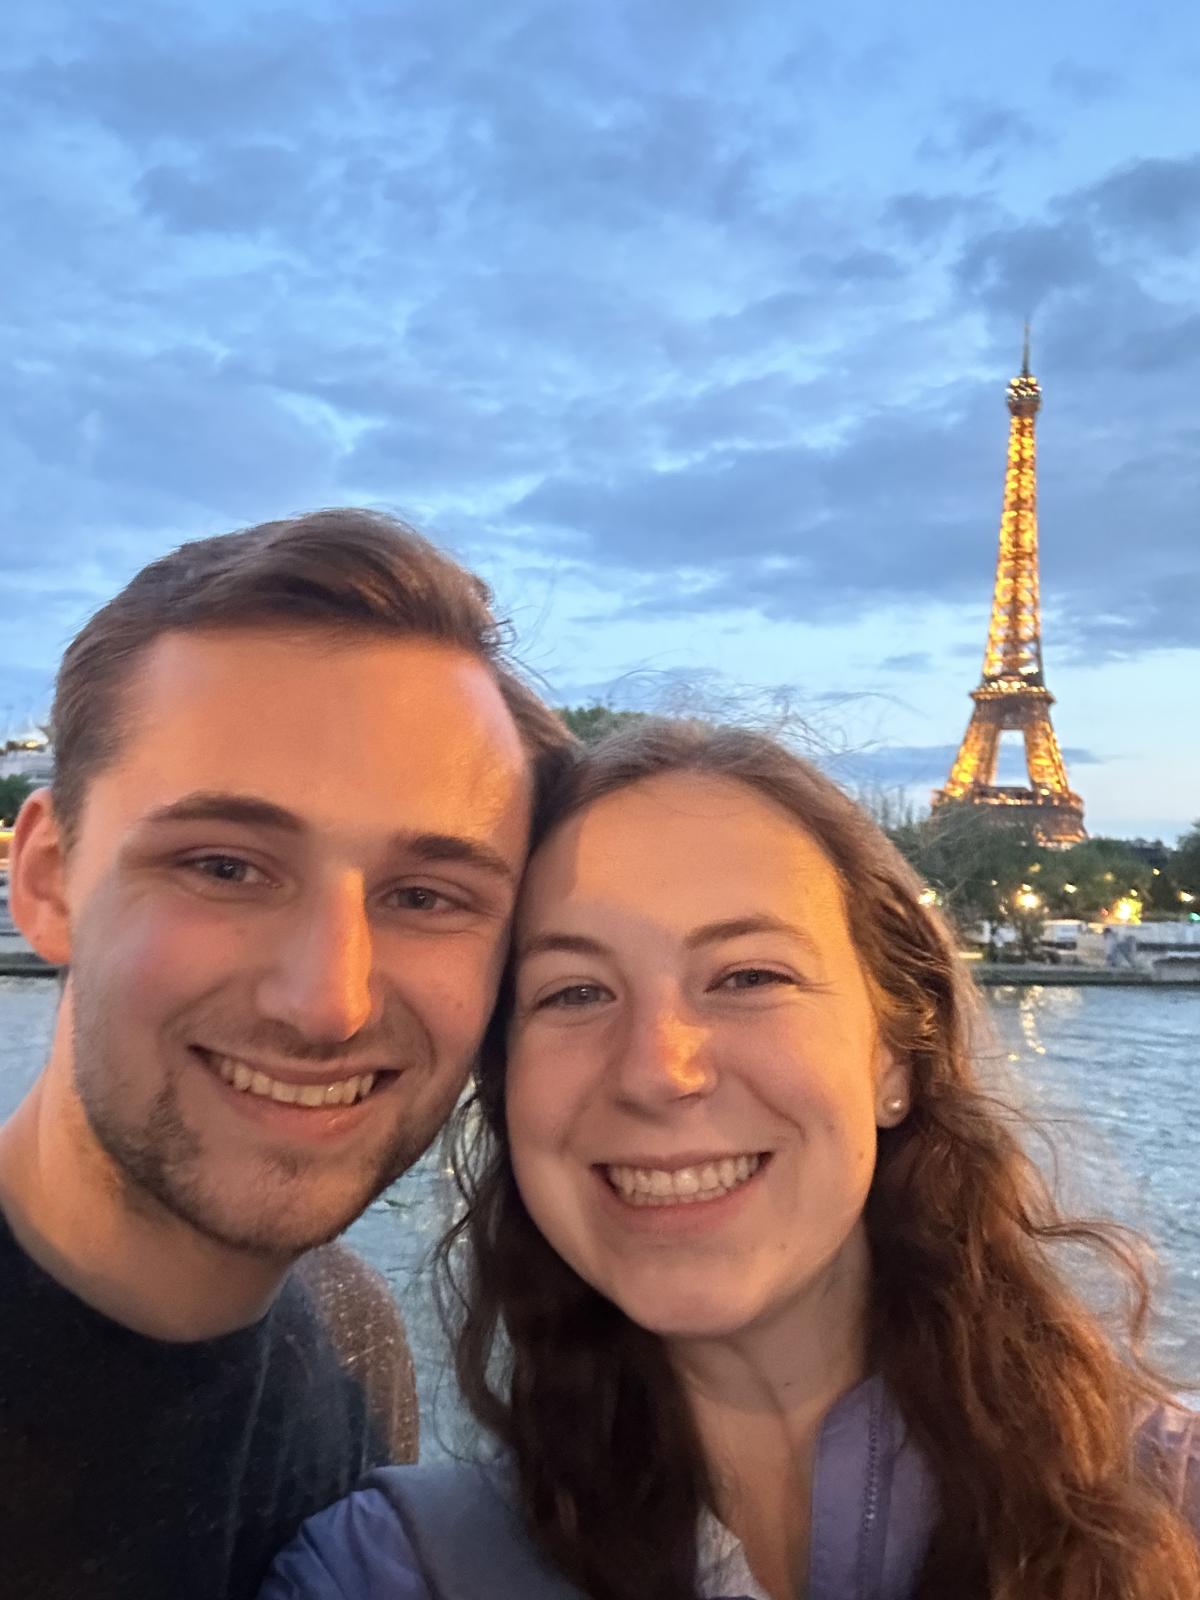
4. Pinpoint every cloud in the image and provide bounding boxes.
[919,101,1041,174]
[955,218,1100,315]
[884,190,988,245]
[0,0,1197,703]
[135,144,322,238]
[511,378,1005,621]
[1048,61,1119,104]
[835,740,1103,793]
[1080,156,1200,255]
[879,652,932,672]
